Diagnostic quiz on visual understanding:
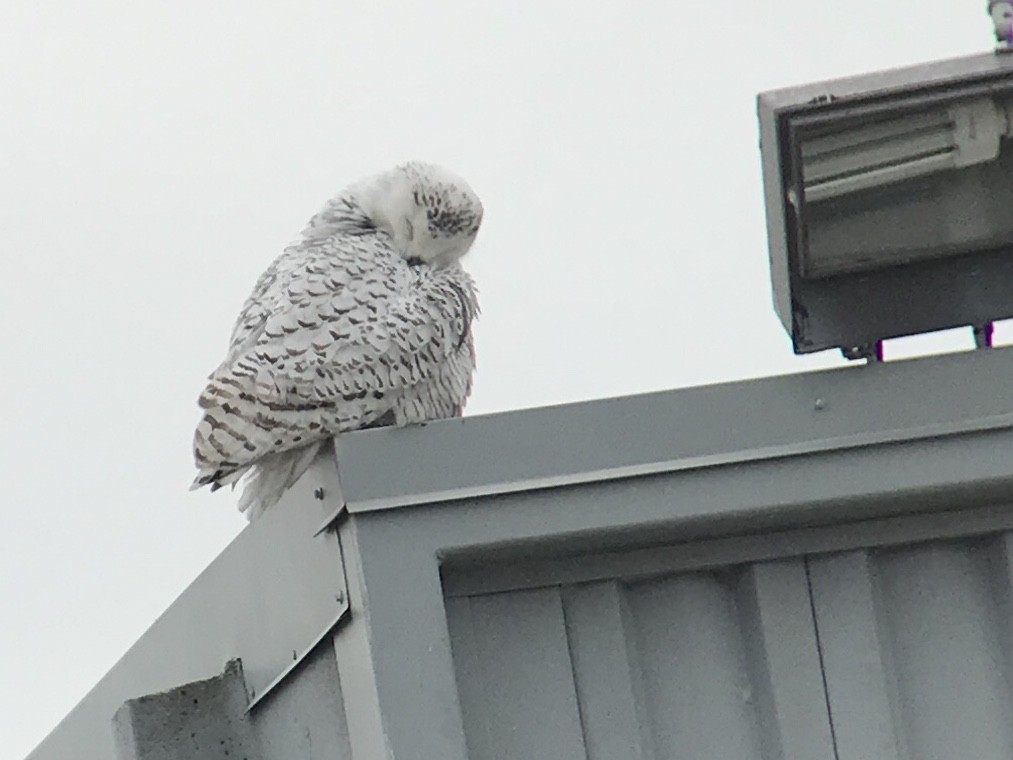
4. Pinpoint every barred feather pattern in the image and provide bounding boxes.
[192,162,482,520]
